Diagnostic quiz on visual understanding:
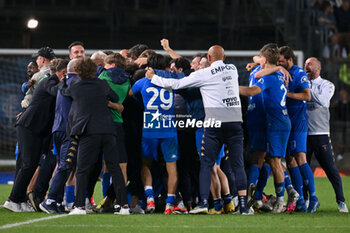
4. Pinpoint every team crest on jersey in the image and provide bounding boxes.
[301,76,307,83]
